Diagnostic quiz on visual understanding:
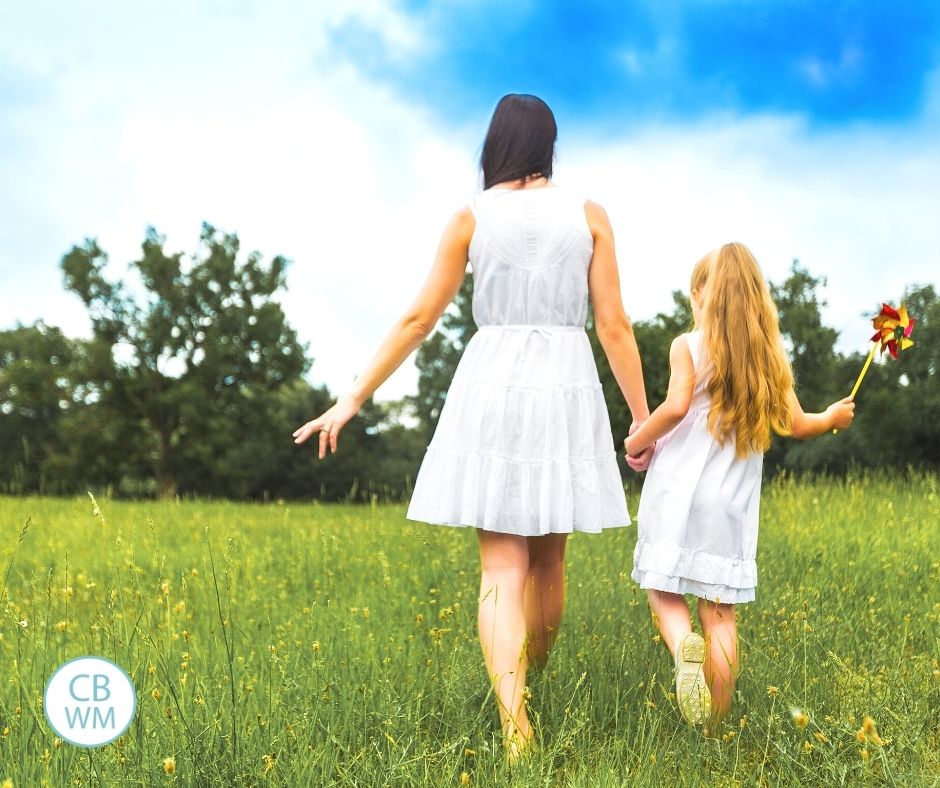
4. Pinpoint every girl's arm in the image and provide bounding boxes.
[293,207,475,458]
[585,200,650,424]
[625,334,696,457]
[787,390,855,439]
